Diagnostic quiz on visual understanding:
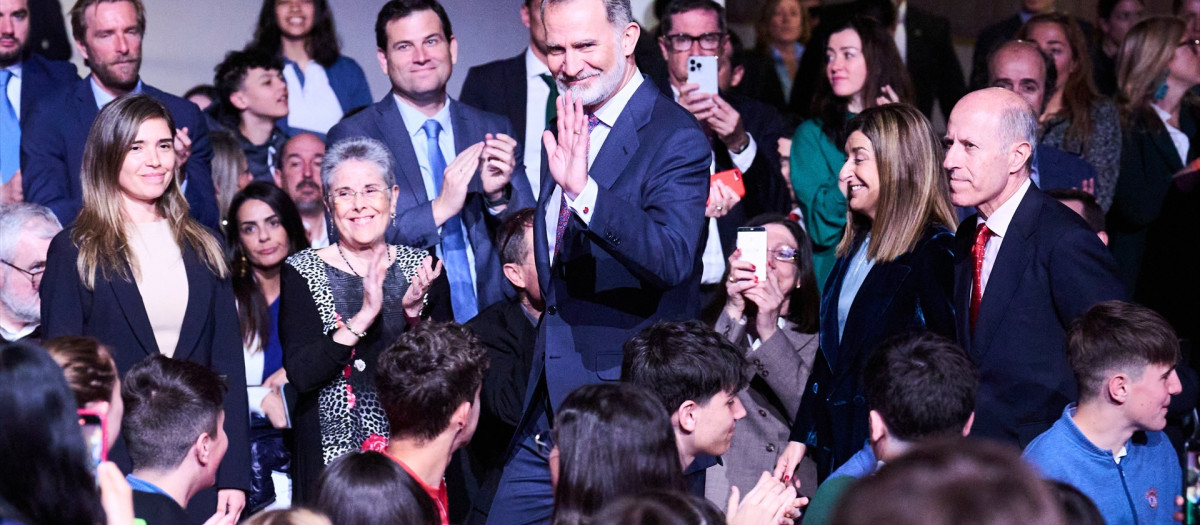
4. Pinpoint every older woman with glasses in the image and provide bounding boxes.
[279,136,446,502]
[774,103,957,483]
